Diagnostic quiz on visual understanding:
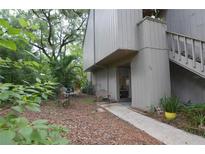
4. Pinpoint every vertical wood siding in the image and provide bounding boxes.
[83,9,142,70]
[108,67,117,100]
[137,18,167,50]
[131,18,171,110]
[118,9,142,50]
[95,68,108,92]
[165,10,205,41]
[95,10,119,62]
[83,10,95,70]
